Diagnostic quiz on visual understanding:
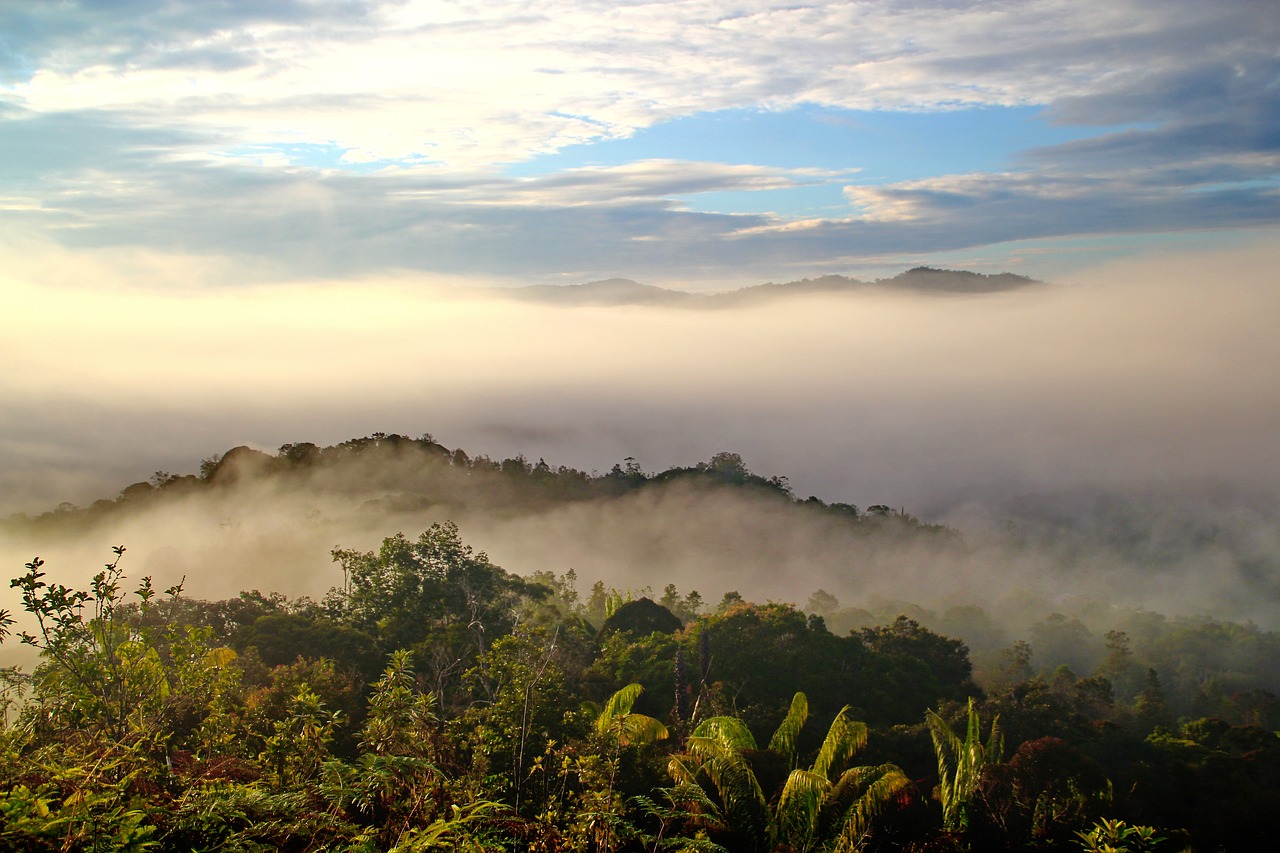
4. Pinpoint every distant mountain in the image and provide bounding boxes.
[497,268,1043,307]
[499,278,693,306]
